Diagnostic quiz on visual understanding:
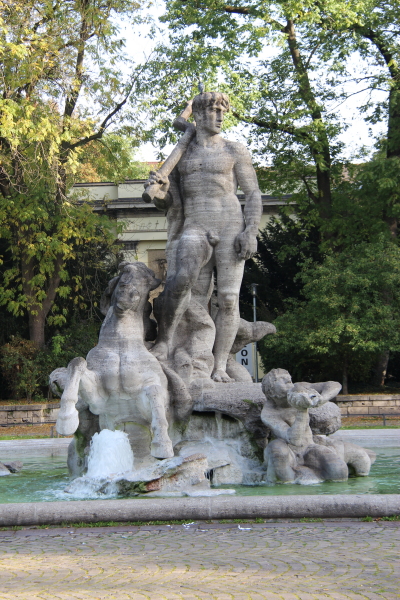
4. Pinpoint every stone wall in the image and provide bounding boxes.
[0,403,60,426]
[336,395,400,416]
[1,396,399,425]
